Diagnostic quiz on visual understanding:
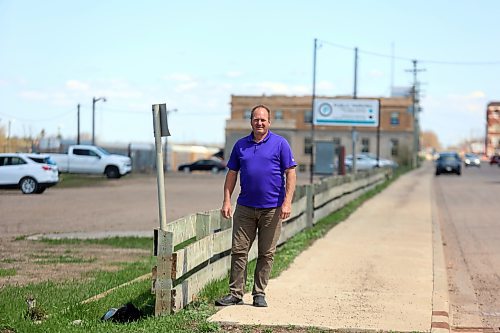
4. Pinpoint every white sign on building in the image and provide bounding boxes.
[313,98,380,127]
